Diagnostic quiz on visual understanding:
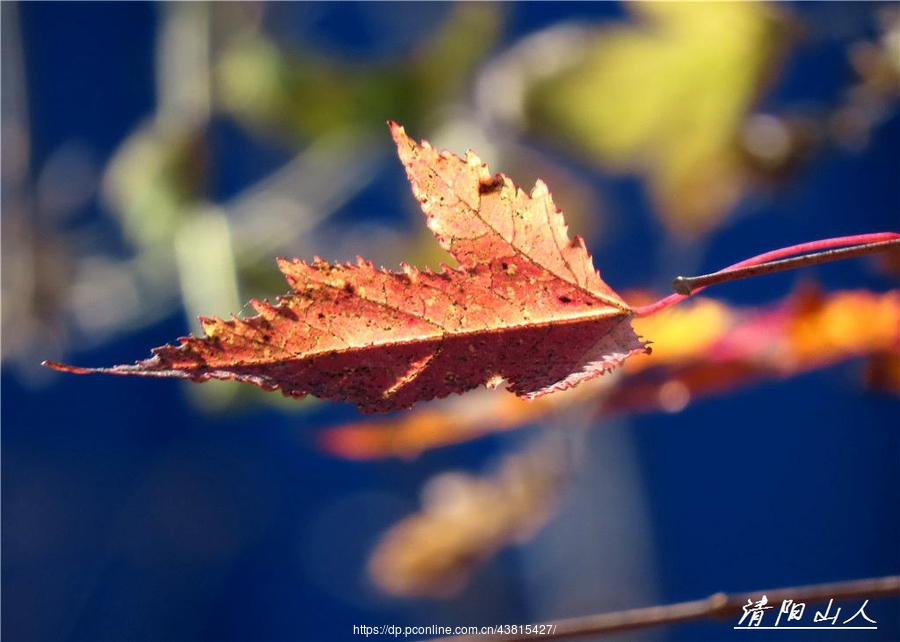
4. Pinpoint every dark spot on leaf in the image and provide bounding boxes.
[344,283,355,294]
[558,296,572,304]
[478,176,503,194]
[501,261,518,276]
